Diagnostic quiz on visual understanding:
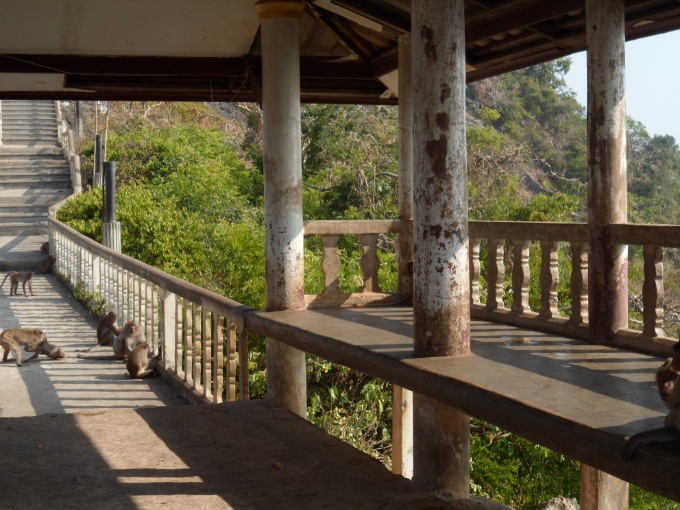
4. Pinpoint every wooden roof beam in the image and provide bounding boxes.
[329,0,410,33]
